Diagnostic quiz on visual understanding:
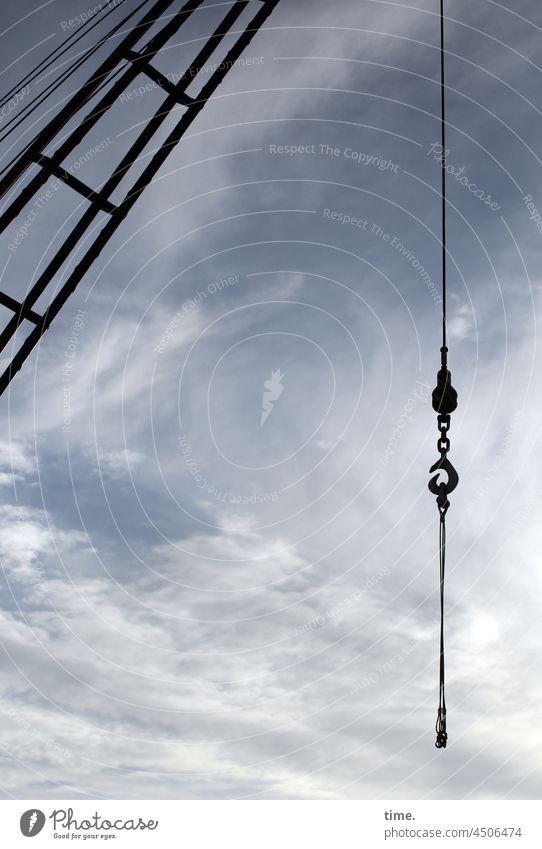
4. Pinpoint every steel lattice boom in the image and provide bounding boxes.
[0,0,280,396]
